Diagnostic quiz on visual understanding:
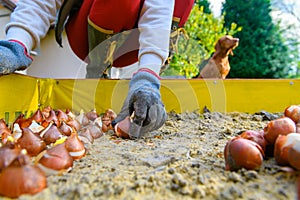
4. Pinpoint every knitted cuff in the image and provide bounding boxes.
[9,39,33,60]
